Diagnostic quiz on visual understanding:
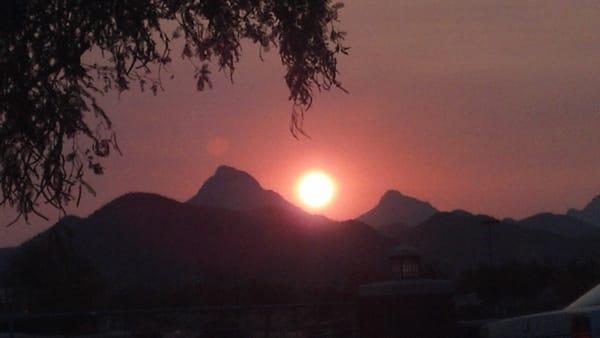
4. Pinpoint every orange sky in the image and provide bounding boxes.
[1,0,600,246]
